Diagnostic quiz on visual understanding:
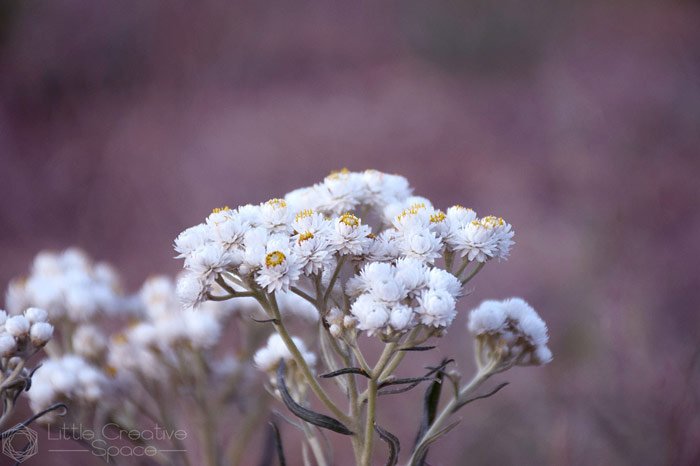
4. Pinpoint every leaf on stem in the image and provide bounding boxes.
[320,367,370,379]
[409,421,461,466]
[374,423,400,466]
[398,346,436,352]
[377,359,453,397]
[251,317,280,324]
[276,361,354,436]
[412,358,453,466]
[452,382,509,413]
[379,376,440,389]
[270,421,286,466]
